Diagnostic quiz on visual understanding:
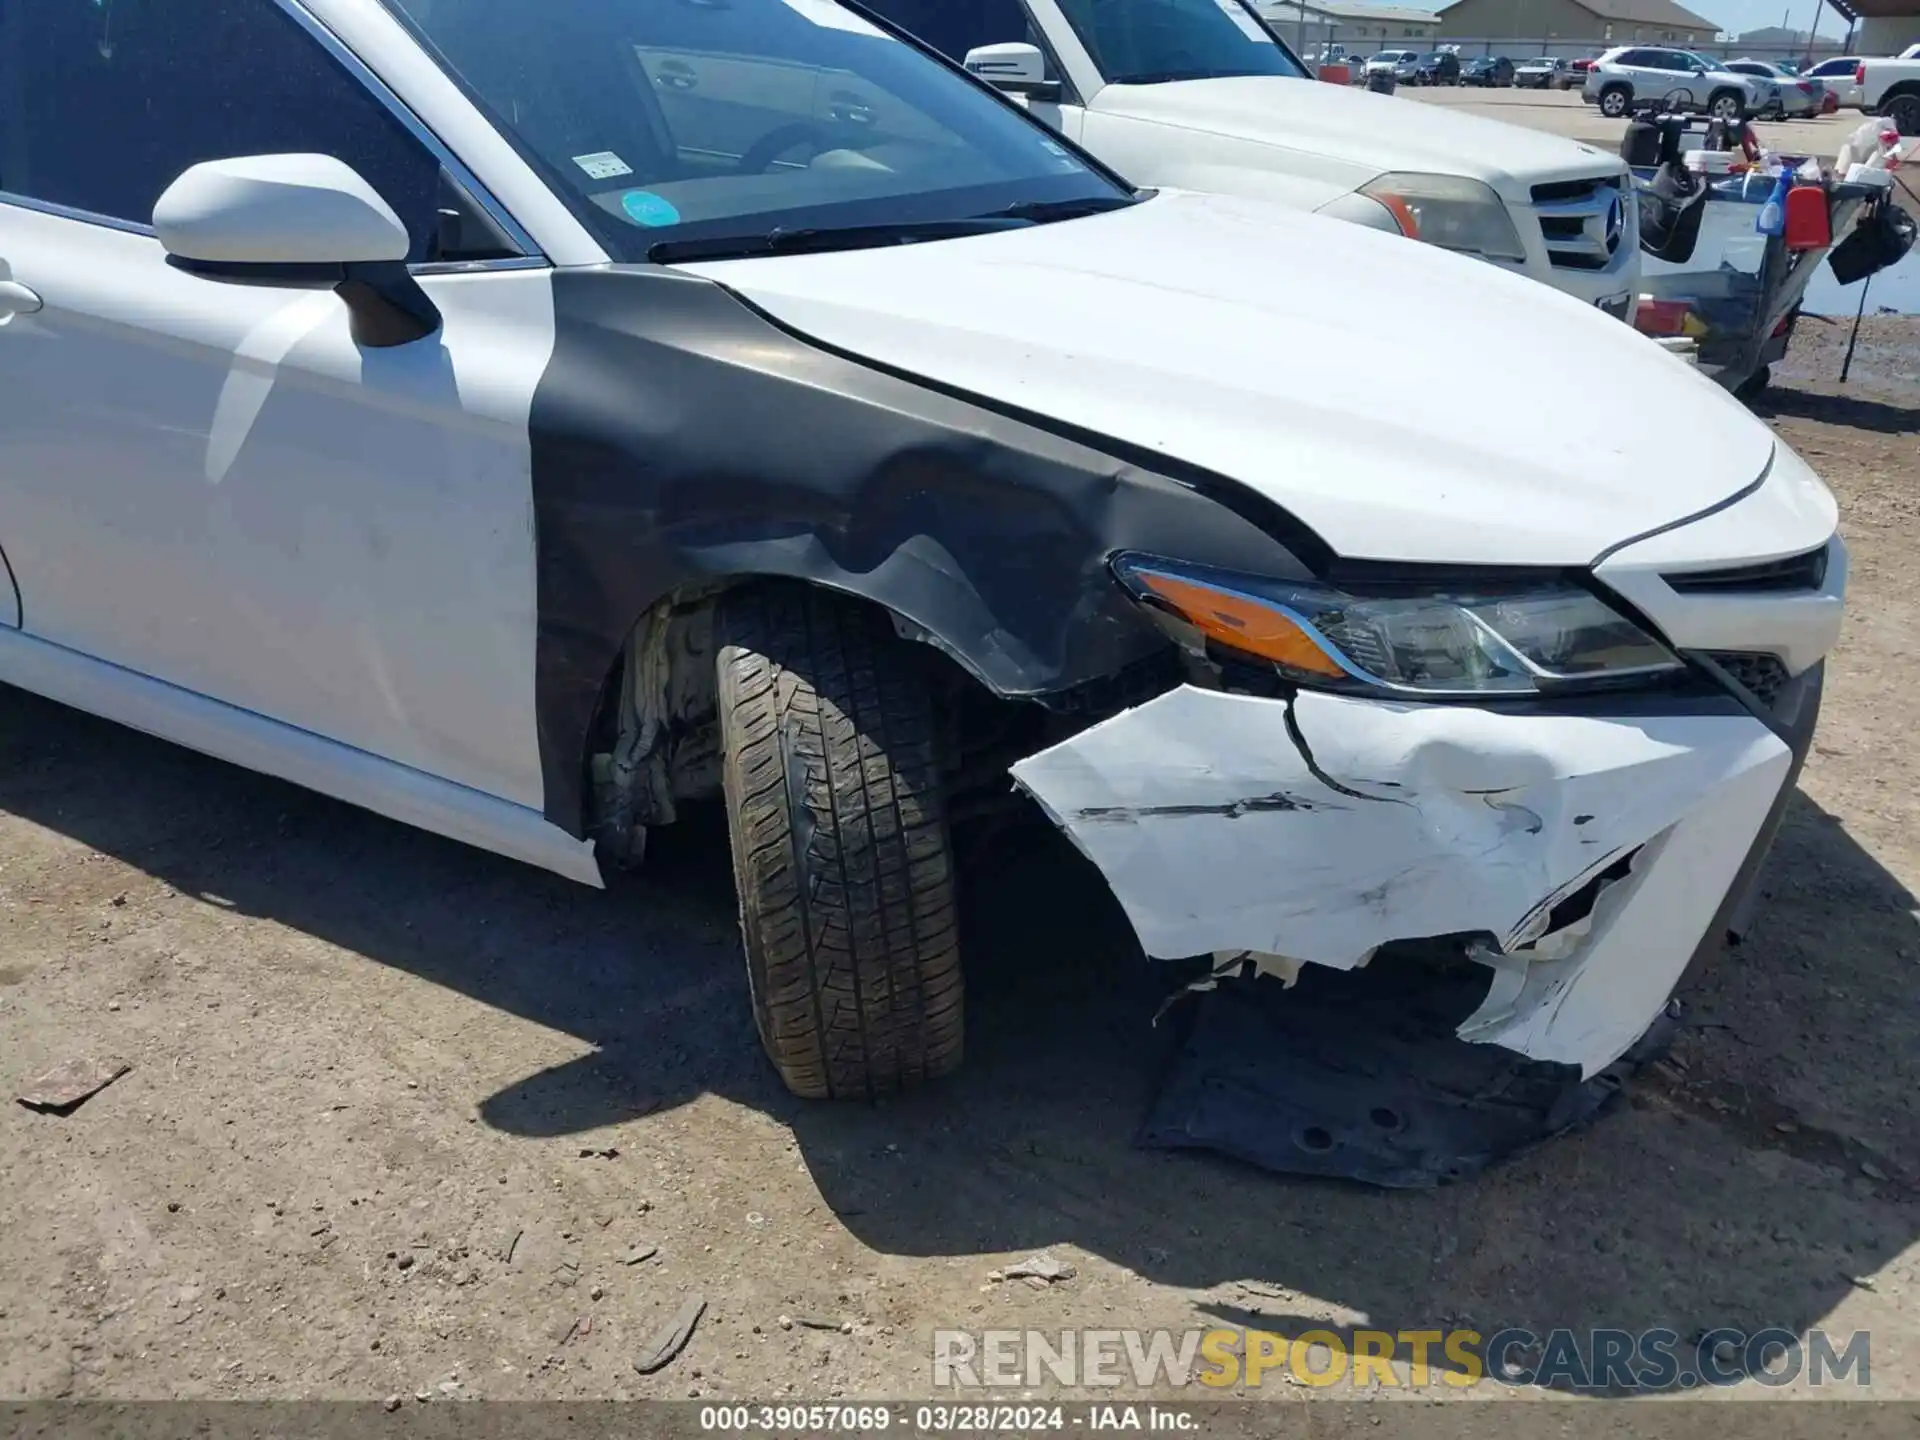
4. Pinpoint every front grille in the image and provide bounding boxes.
[1665,547,1828,594]
[1531,178,1603,204]
[1527,175,1627,271]
[1705,651,1790,708]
